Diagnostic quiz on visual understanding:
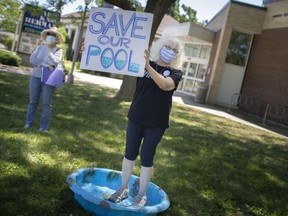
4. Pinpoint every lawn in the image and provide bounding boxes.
[0,71,287,216]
